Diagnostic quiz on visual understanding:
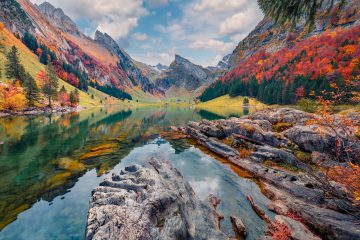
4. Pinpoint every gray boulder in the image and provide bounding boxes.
[86,159,228,240]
